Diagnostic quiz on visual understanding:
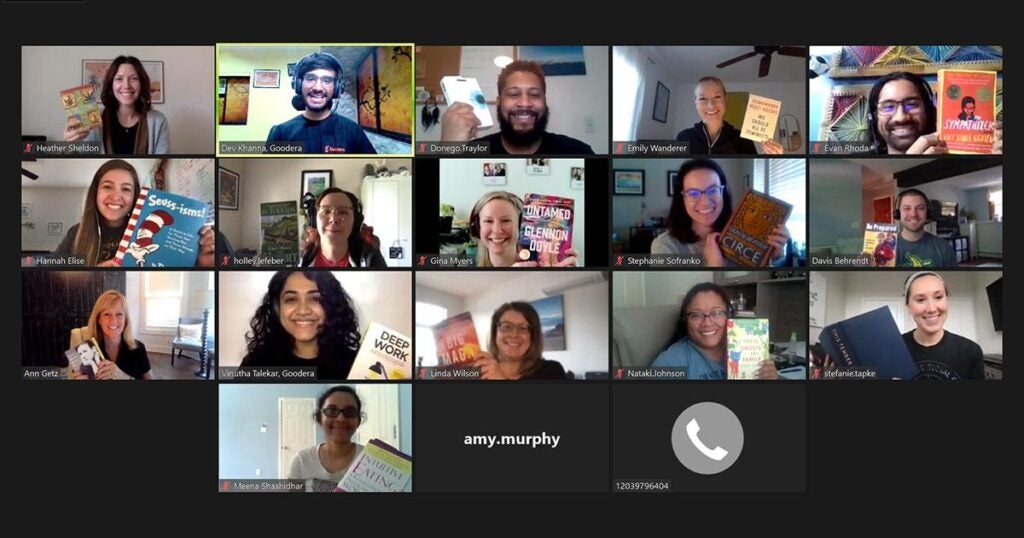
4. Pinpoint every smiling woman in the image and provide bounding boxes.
[472,301,567,380]
[288,385,366,483]
[901,272,985,379]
